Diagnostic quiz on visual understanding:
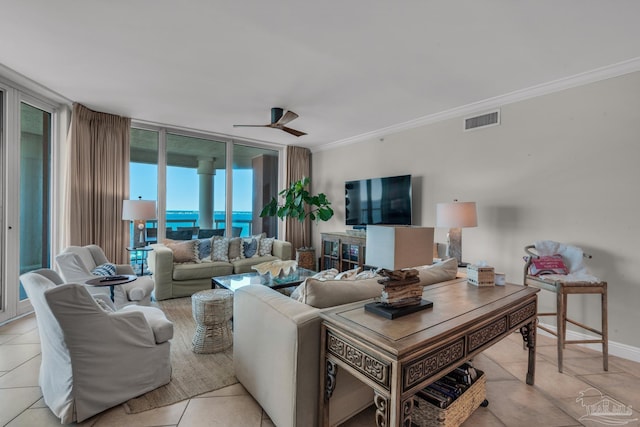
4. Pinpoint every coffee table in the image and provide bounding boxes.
[212,267,317,292]
[319,279,539,427]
